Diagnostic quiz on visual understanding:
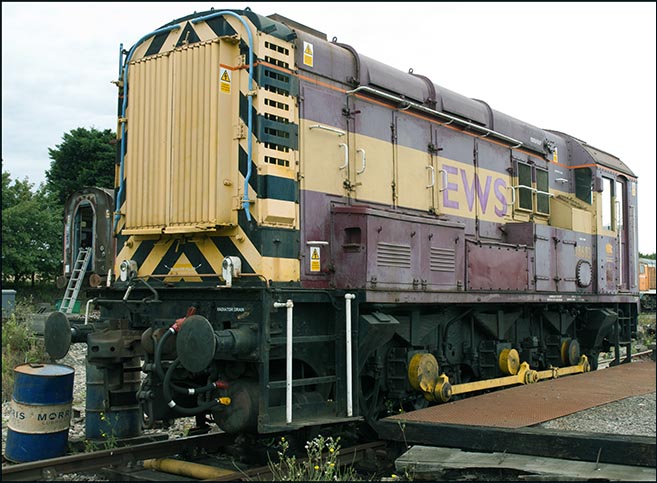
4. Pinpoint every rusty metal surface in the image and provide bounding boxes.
[466,241,531,291]
[386,360,656,428]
